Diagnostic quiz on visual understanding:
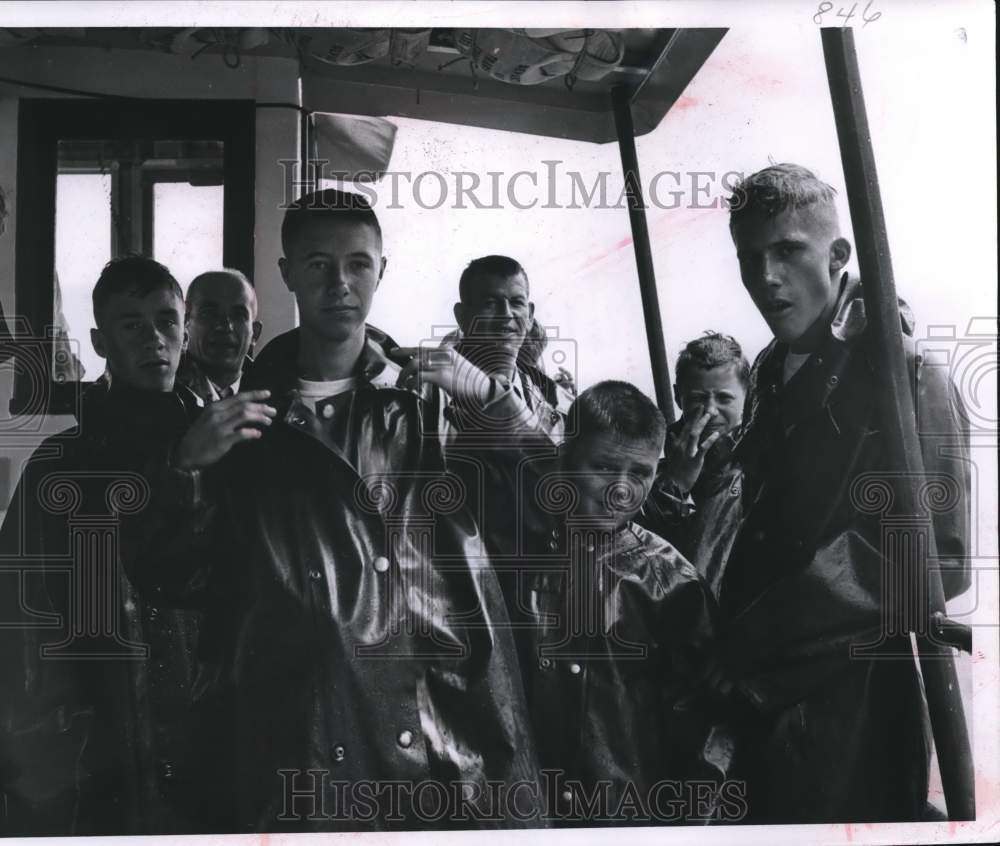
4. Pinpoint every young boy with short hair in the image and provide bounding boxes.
[512,380,719,826]
[640,332,749,597]
[717,163,970,822]
[0,255,203,835]
[122,189,541,832]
